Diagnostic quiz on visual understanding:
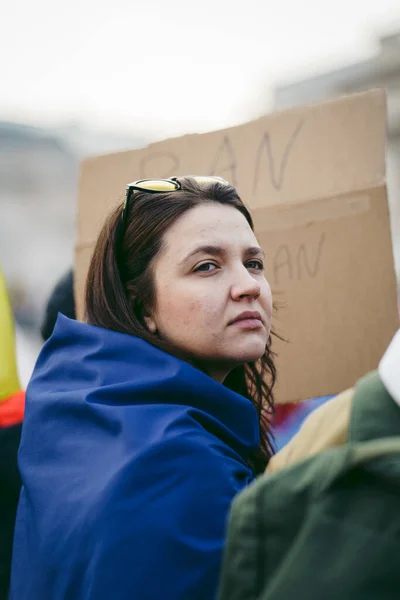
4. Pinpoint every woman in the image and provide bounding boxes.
[11,176,276,600]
